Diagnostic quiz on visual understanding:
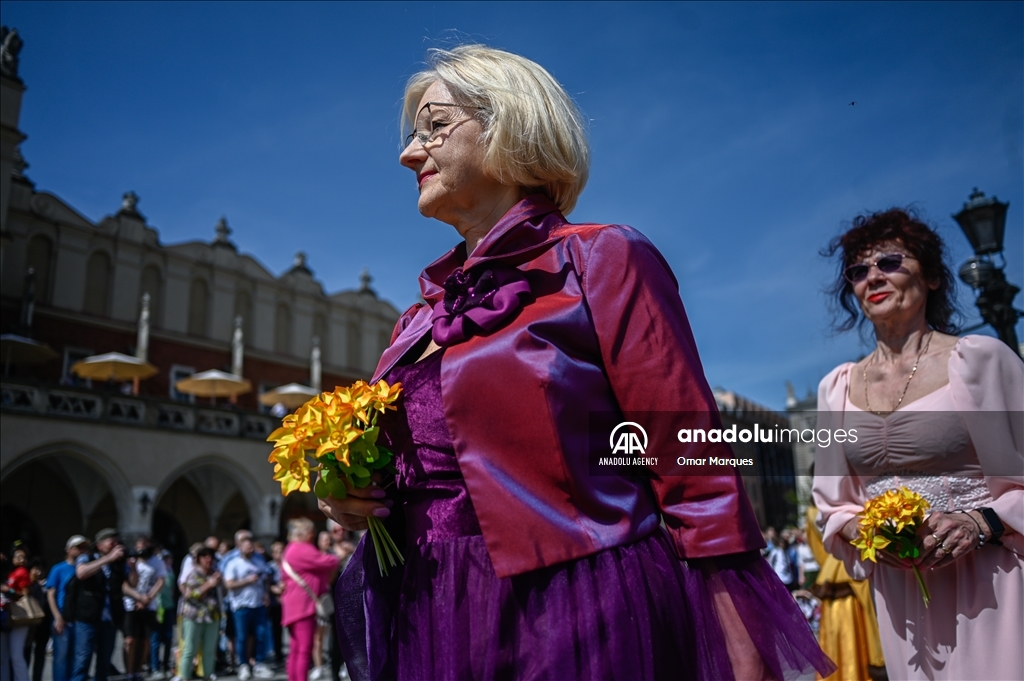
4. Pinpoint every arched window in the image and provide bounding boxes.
[346,320,362,369]
[234,289,253,340]
[140,265,162,328]
[313,312,328,362]
[83,251,111,316]
[274,303,292,354]
[25,235,54,305]
[187,279,209,336]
